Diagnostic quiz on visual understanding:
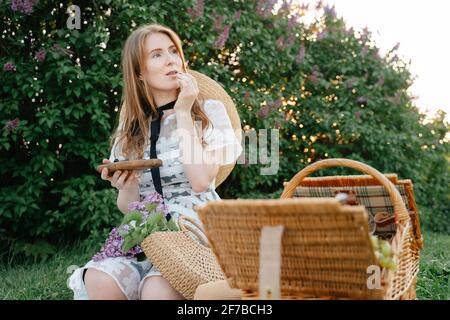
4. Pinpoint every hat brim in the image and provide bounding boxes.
[187,69,242,188]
